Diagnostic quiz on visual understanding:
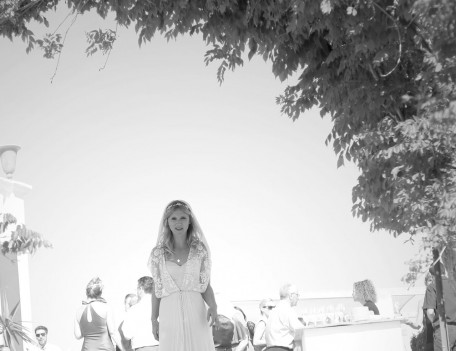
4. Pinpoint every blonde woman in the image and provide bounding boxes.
[148,200,217,351]
[352,279,380,315]
[253,299,275,351]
